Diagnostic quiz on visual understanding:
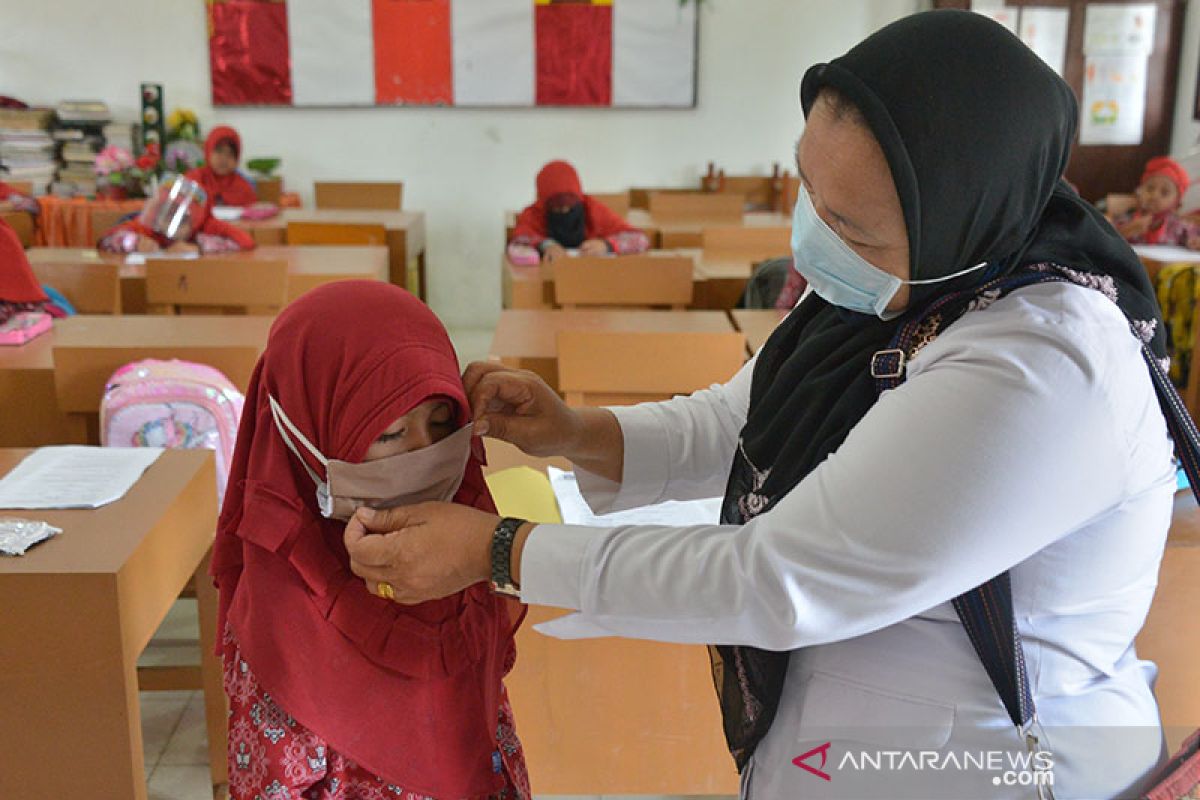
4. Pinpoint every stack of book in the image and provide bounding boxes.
[0,107,57,195]
[52,100,111,197]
